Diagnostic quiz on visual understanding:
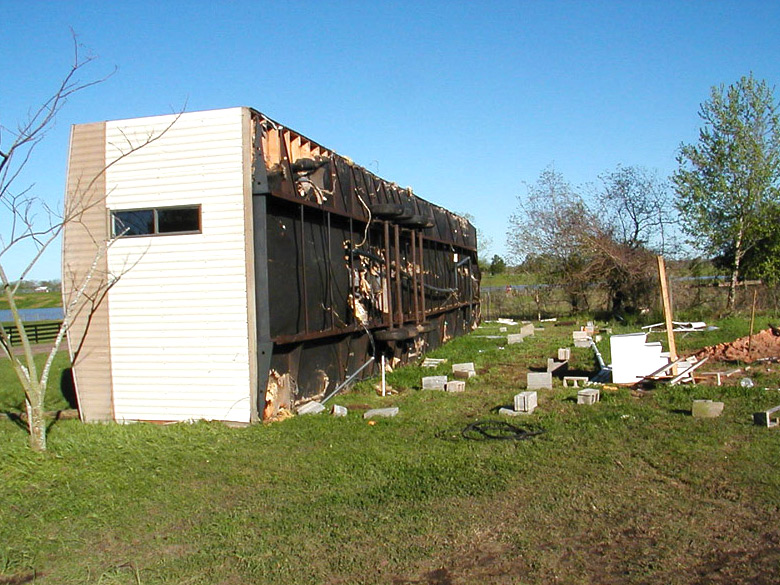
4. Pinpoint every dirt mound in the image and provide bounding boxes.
[694,328,780,363]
